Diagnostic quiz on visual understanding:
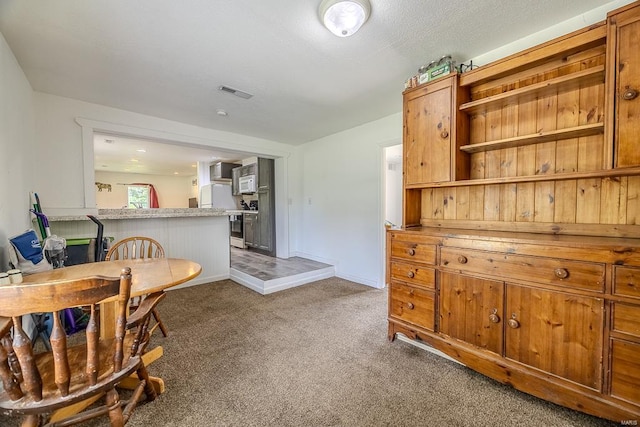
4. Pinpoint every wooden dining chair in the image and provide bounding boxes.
[105,237,169,337]
[0,268,162,427]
